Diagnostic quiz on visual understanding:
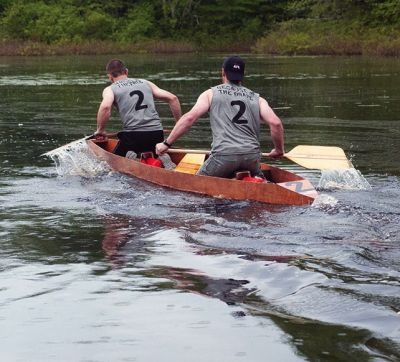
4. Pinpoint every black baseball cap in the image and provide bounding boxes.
[222,56,245,81]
